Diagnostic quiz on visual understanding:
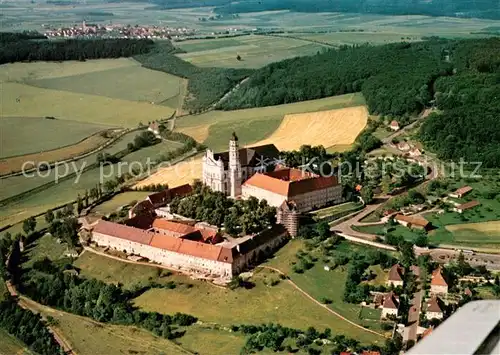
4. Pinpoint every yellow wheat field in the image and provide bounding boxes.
[135,106,368,189]
[251,106,368,151]
[134,156,203,189]
[446,221,500,235]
